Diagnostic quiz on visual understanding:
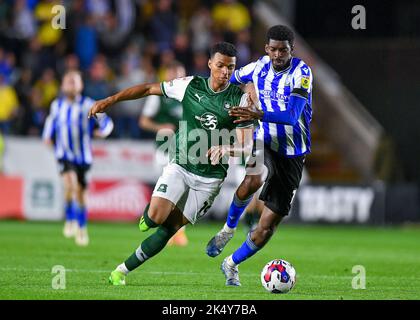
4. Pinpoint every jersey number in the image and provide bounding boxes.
[198,201,212,217]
